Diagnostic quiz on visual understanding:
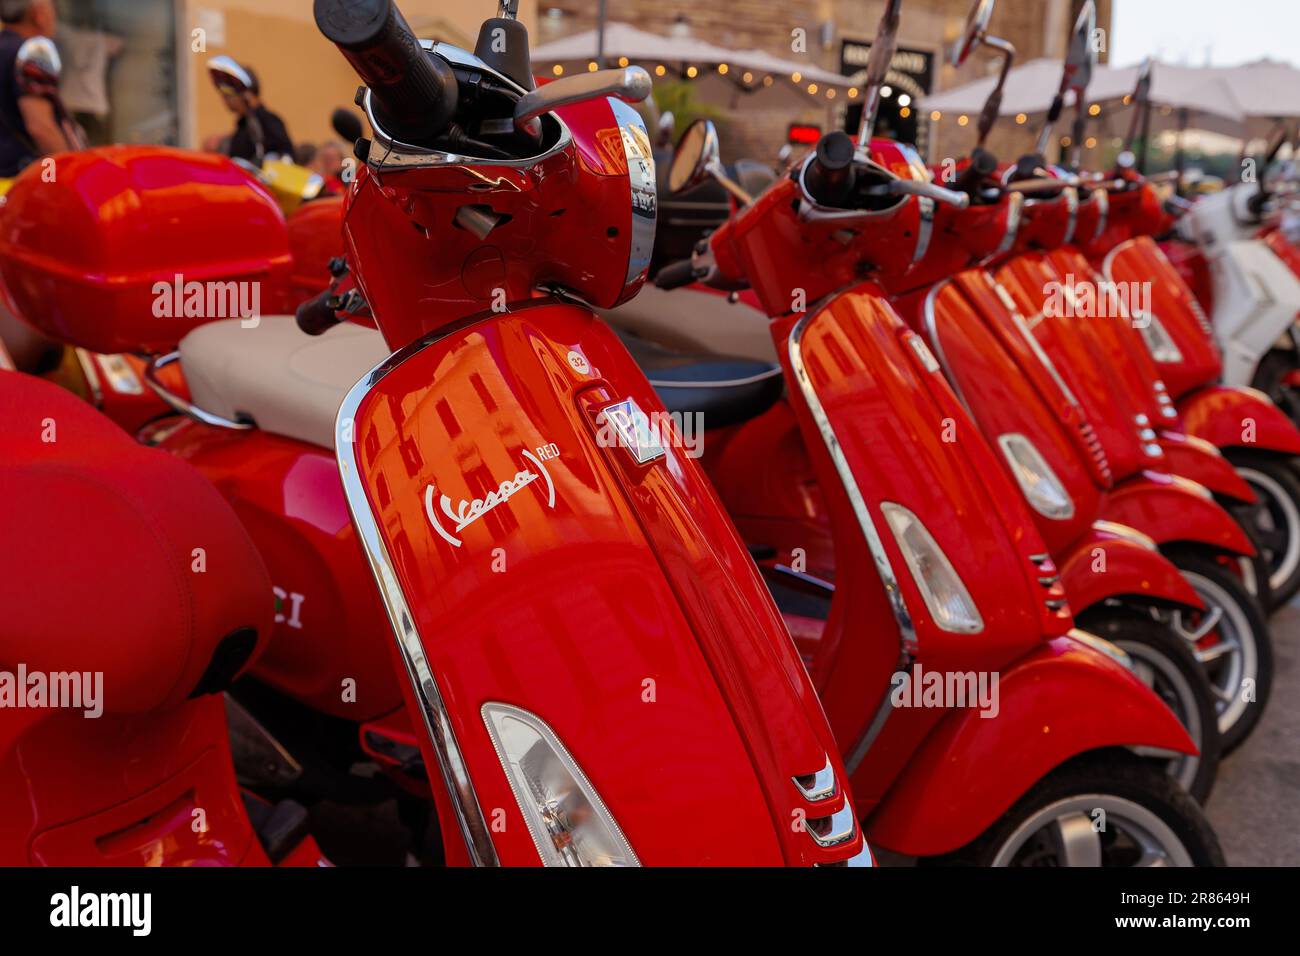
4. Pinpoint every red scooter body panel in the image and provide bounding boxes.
[1159,432,1256,502]
[1,697,262,867]
[159,423,405,721]
[894,273,1203,613]
[287,195,345,305]
[1101,471,1256,555]
[766,292,1074,811]
[1178,385,1300,455]
[0,147,294,354]
[1102,236,1221,401]
[344,299,860,866]
[994,252,1158,480]
[1058,524,1202,612]
[865,633,1195,857]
